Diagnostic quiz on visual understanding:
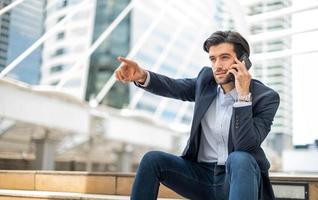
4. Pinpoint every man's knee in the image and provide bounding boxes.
[140,150,166,166]
[226,151,257,169]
